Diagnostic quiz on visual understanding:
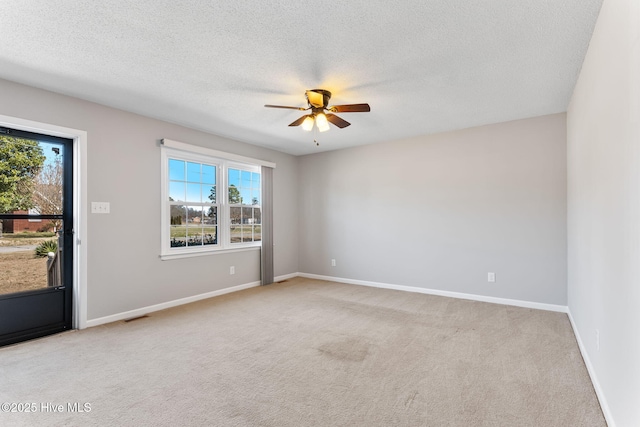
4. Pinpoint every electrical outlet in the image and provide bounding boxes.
[331,259,336,267]
[91,202,110,214]
[596,329,600,351]
[487,272,496,283]
[230,266,235,275]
